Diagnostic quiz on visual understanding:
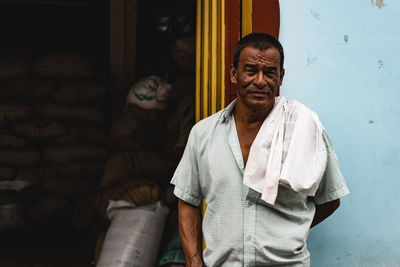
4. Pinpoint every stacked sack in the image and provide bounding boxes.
[0,50,108,227]
[77,72,194,265]
[72,33,195,264]
[158,34,196,267]
[73,75,177,233]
